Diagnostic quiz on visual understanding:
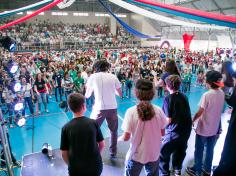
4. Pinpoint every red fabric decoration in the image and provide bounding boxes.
[183,33,194,52]
[134,0,236,23]
[0,0,63,30]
